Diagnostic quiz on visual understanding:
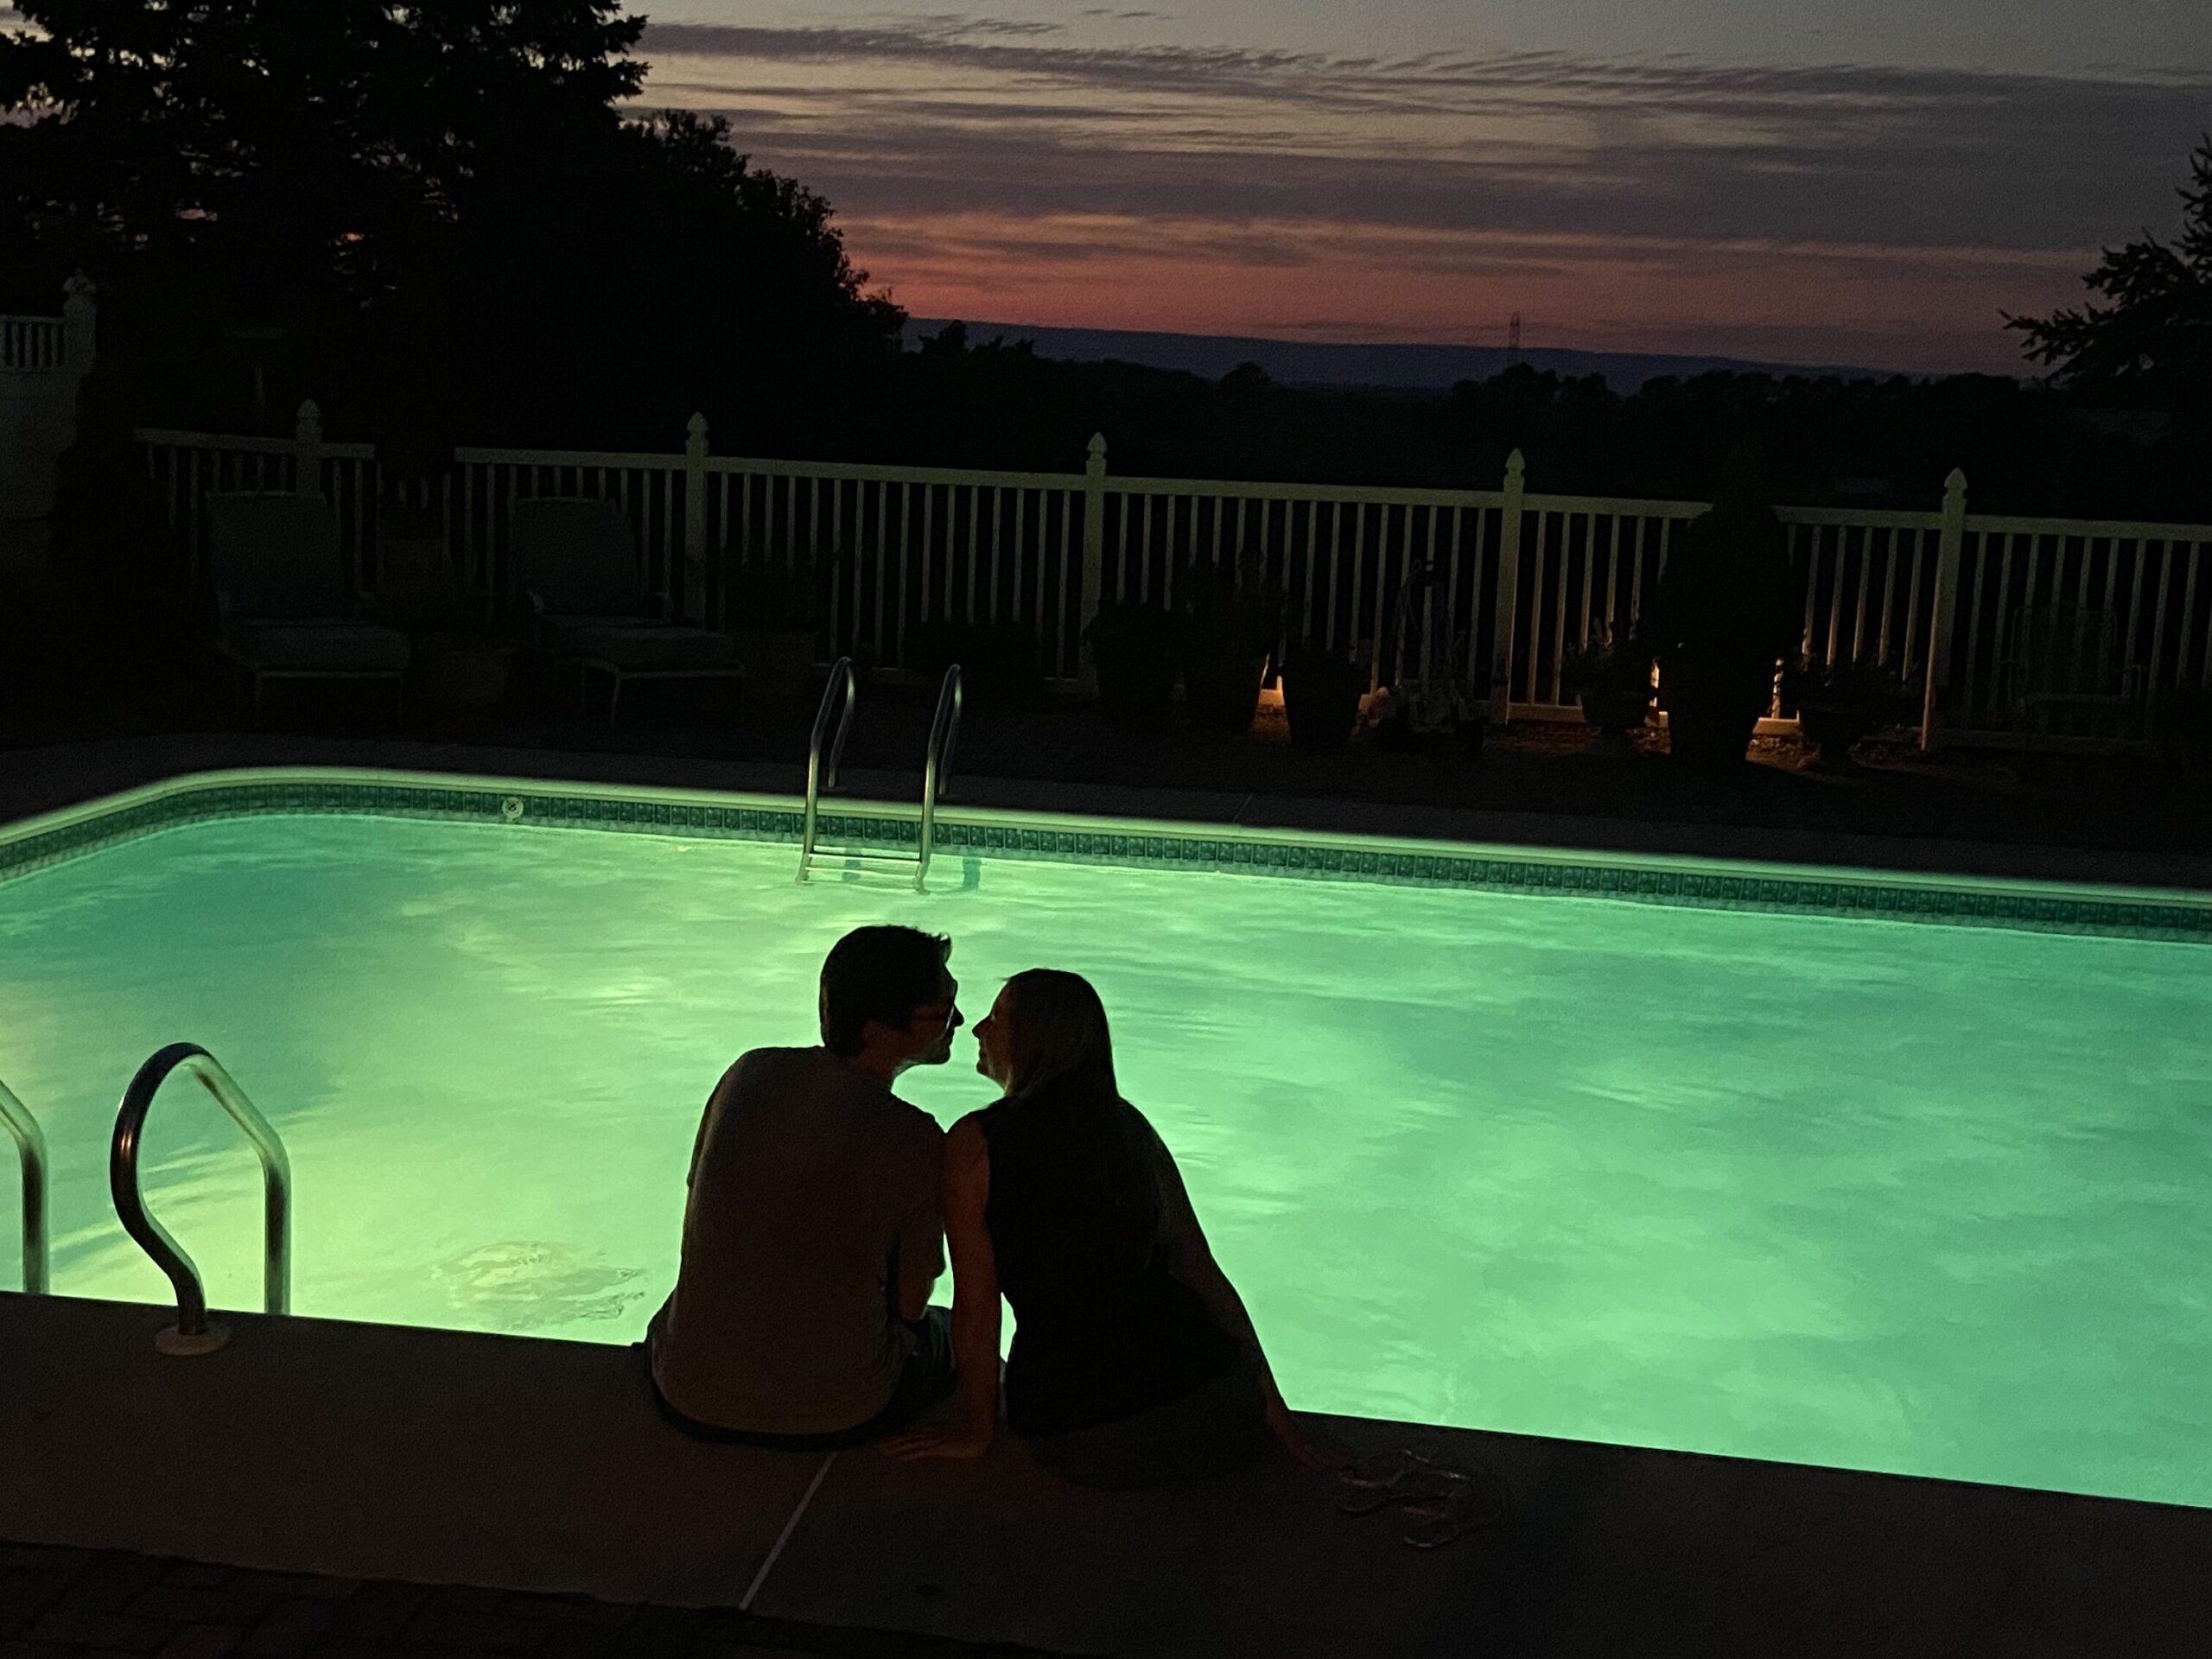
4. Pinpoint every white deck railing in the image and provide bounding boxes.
[1,315,67,372]
[136,404,2212,751]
